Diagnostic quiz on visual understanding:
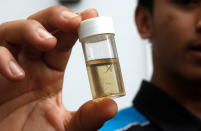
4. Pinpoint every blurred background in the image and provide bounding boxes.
[0,0,152,111]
